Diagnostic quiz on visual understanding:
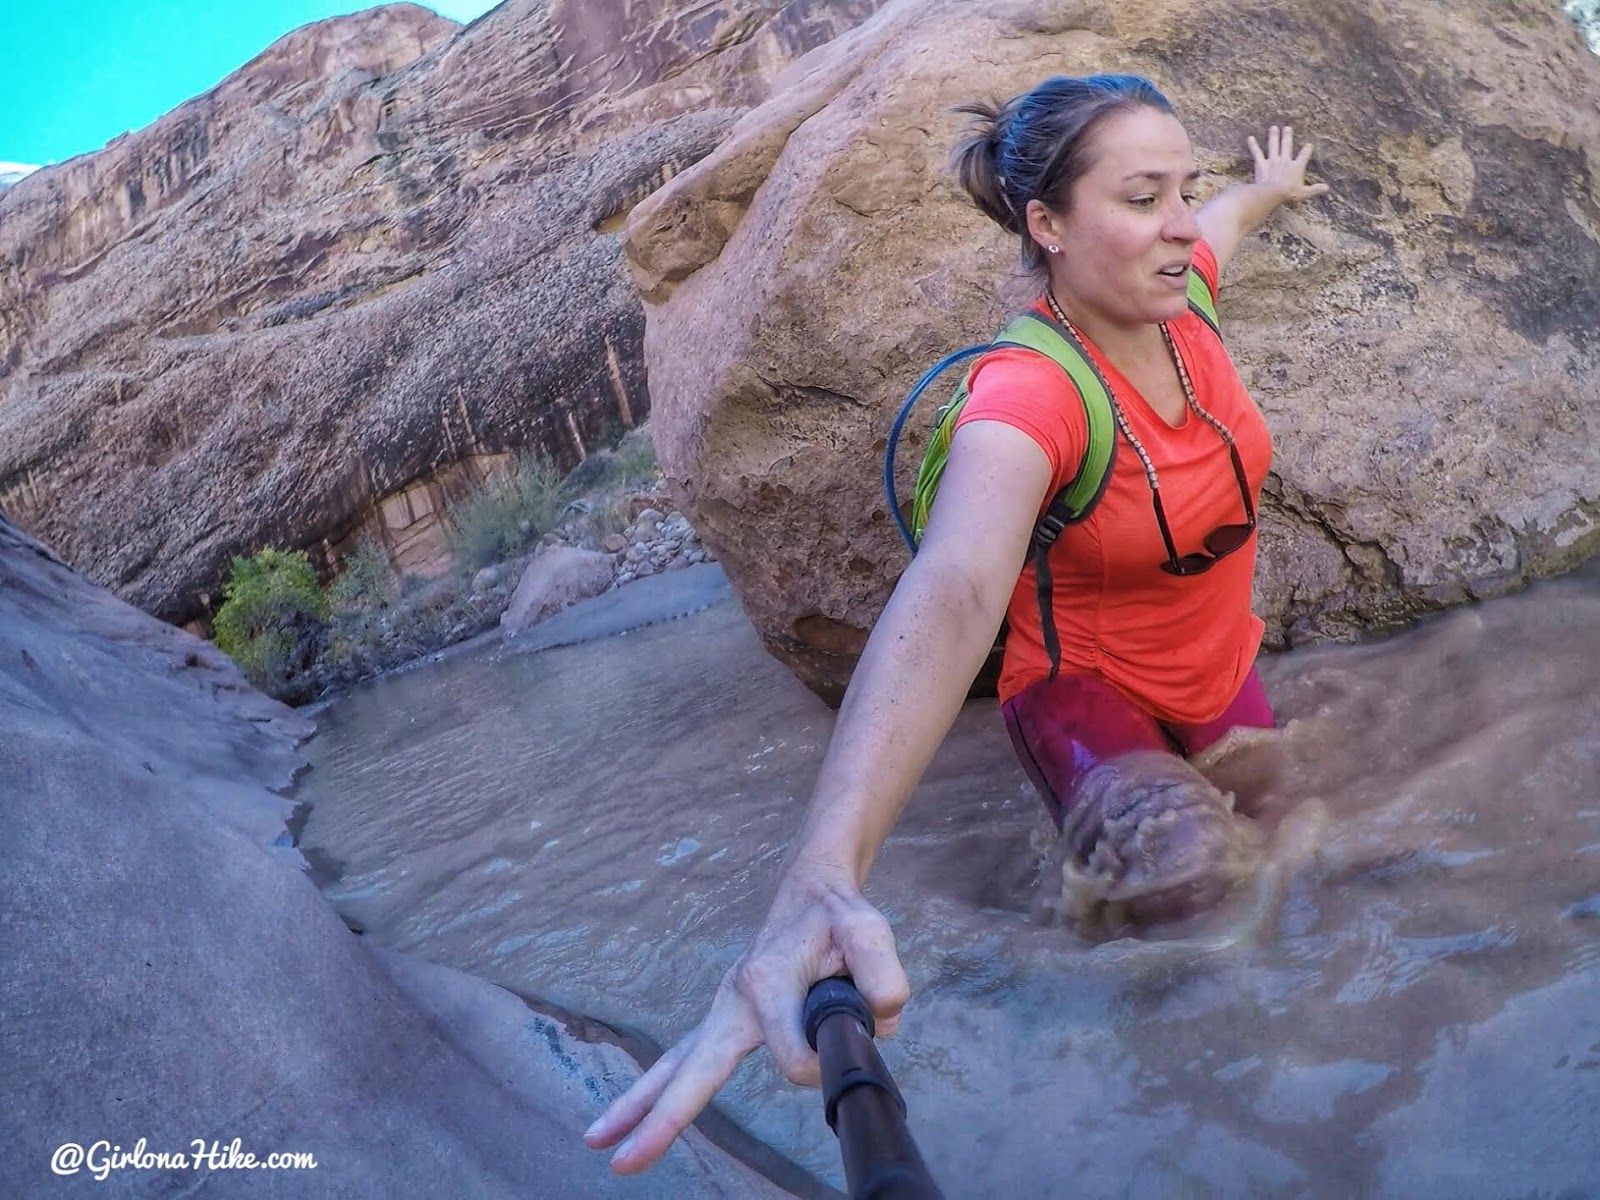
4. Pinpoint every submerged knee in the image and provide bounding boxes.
[1041,750,1266,931]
